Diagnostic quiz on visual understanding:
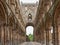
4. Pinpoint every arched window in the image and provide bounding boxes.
[26,26,34,35]
[51,26,53,33]
[28,13,32,21]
